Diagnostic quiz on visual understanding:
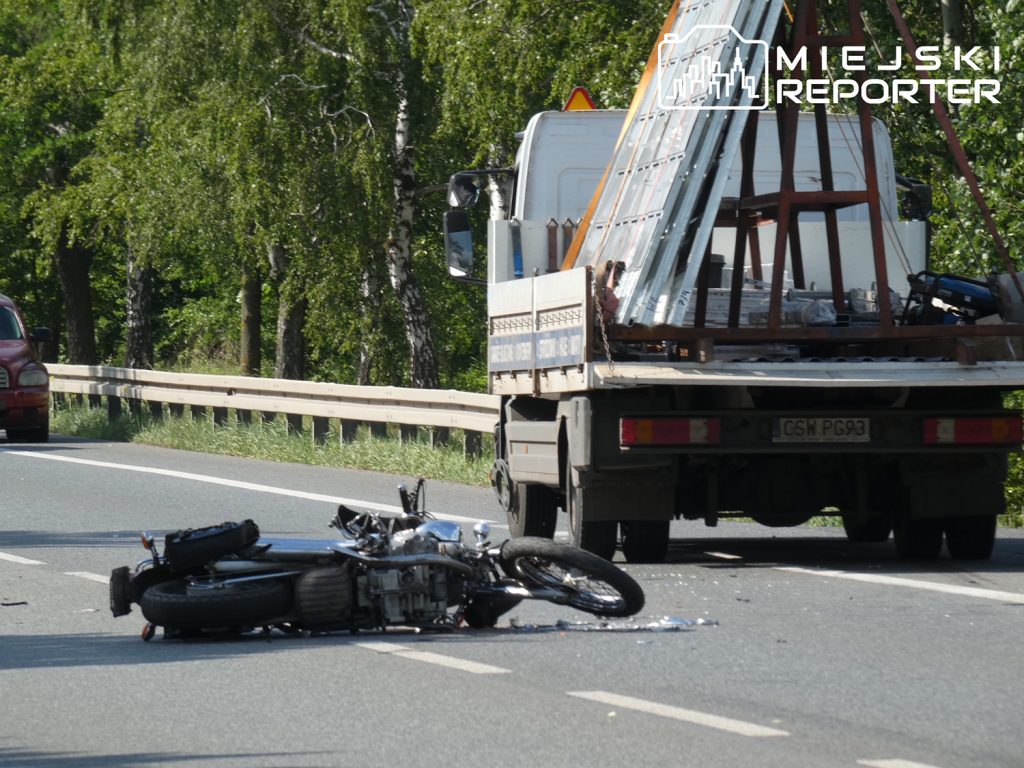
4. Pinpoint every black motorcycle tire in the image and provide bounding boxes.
[499,537,644,617]
[140,578,292,630]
